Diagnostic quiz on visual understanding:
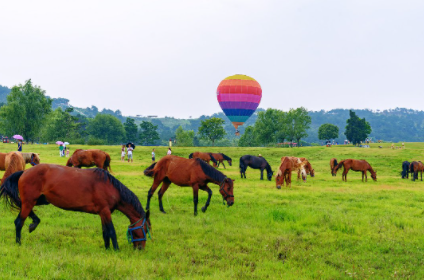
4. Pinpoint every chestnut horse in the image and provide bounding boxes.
[276,157,307,189]
[0,152,40,170]
[330,158,338,176]
[332,159,377,182]
[0,165,151,250]
[210,153,232,169]
[1,152,26,184]
[144,155,234,215]
[67,149,112,172]
[188,152,218,167]
[410,161,424,181]
[299,157,315,178]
